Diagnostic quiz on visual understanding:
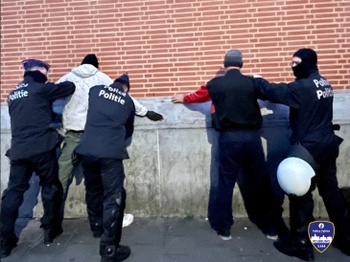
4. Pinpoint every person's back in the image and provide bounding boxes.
[57,55,113,132]
[76,82,135,159]
[8,65,75,159]
[288,71,335,158]
[207,69,262,130]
